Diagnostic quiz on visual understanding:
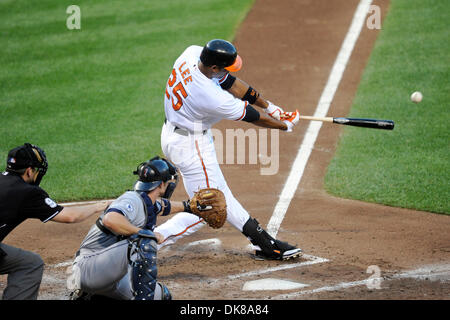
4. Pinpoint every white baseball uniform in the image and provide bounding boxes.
[155,45,251,246]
